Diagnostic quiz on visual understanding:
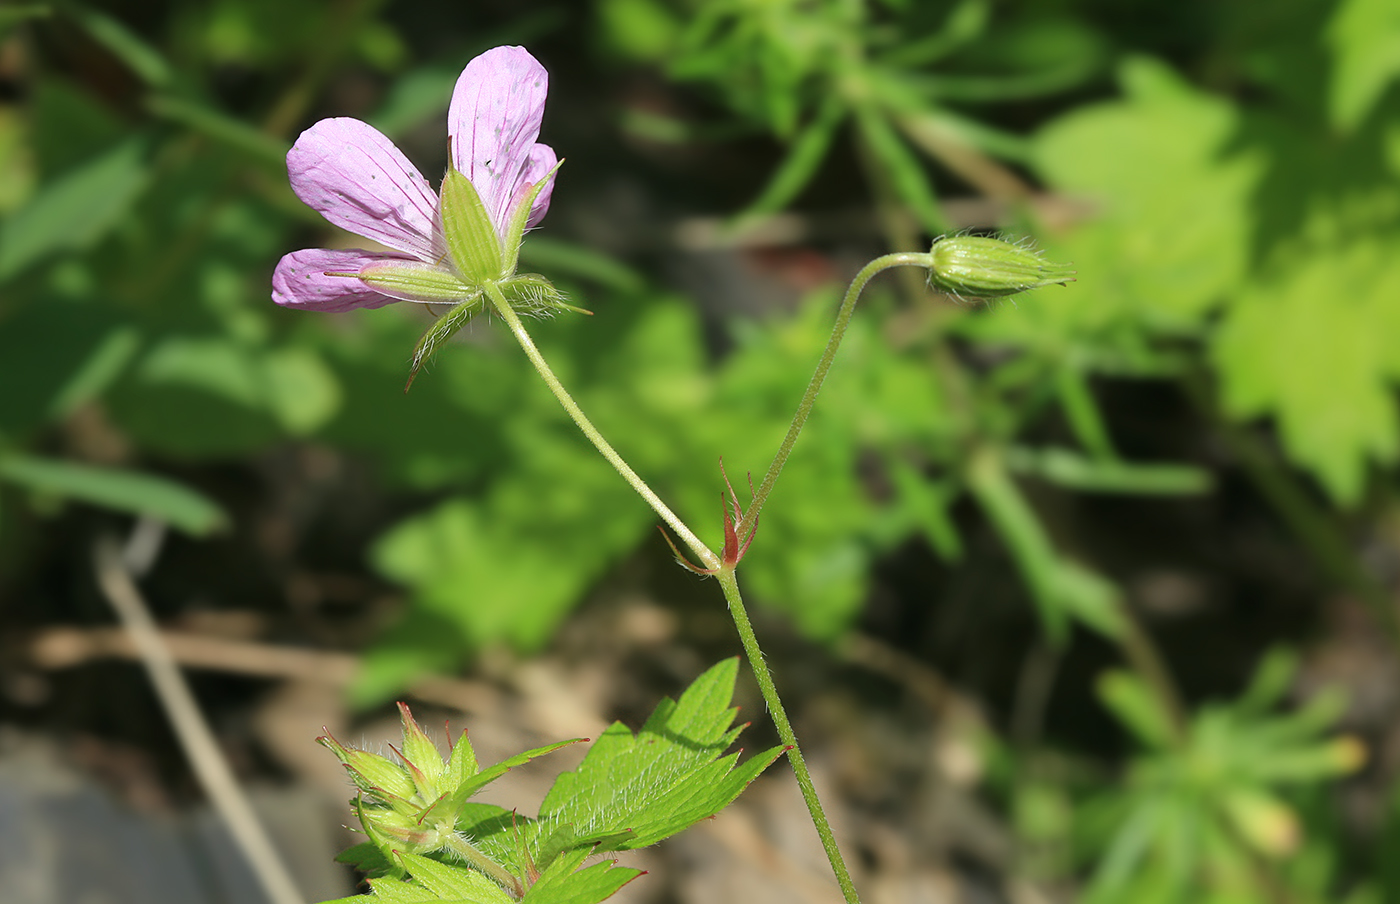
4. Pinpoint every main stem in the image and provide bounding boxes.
[737,252,930,545]
[486,285,719,571]
[717,568,861,904]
